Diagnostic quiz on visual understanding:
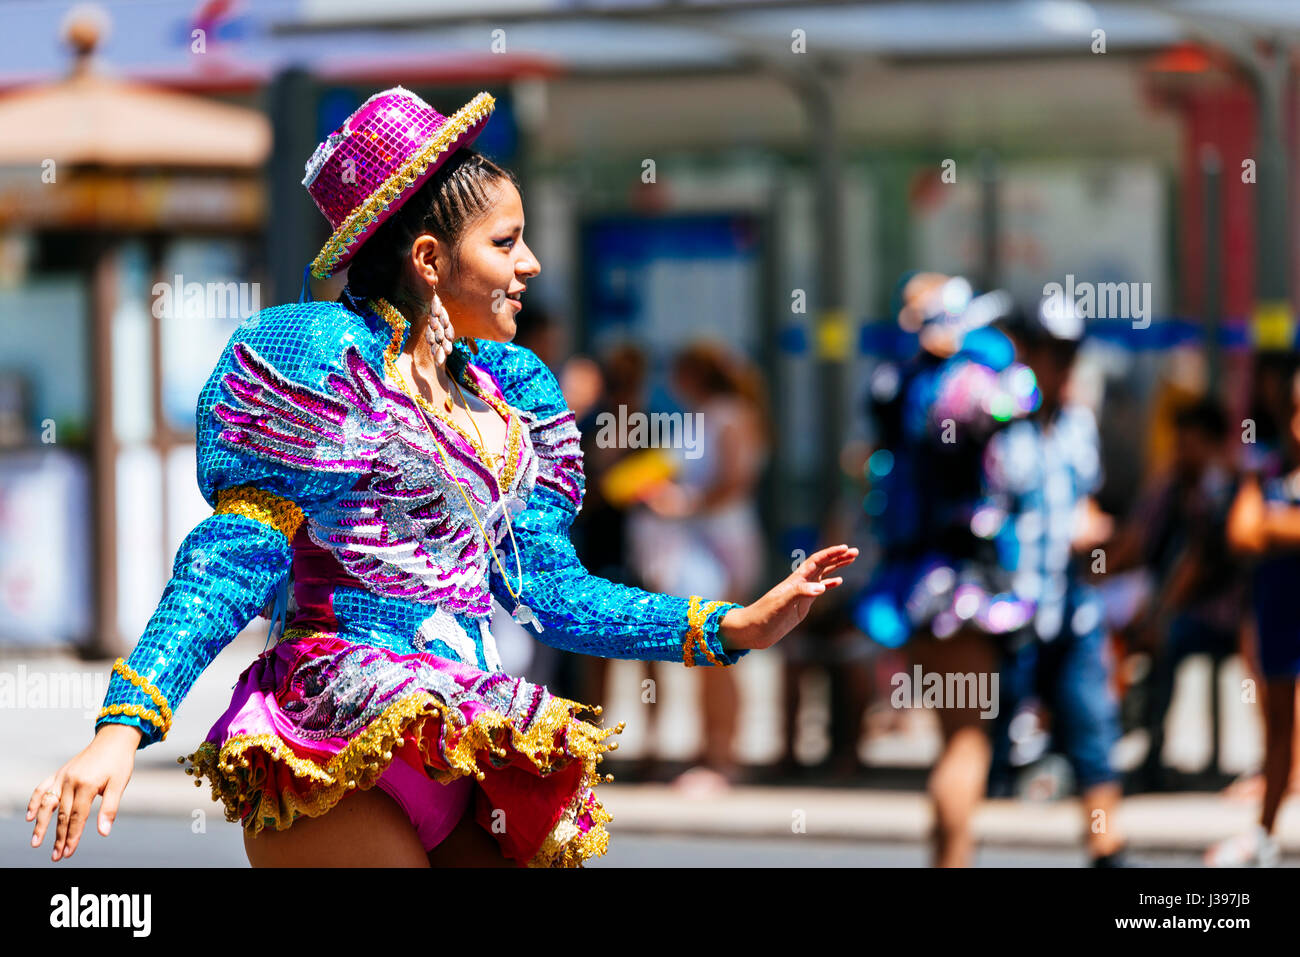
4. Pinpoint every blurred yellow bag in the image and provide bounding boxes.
[598,448,679,507]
